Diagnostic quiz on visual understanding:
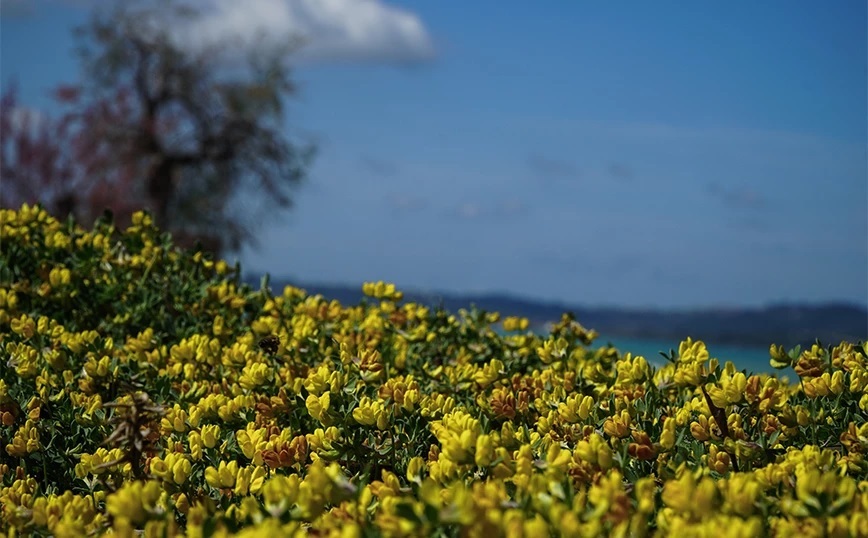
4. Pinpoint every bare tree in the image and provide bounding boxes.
[1,86,75,217]
[1,0,314,255]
